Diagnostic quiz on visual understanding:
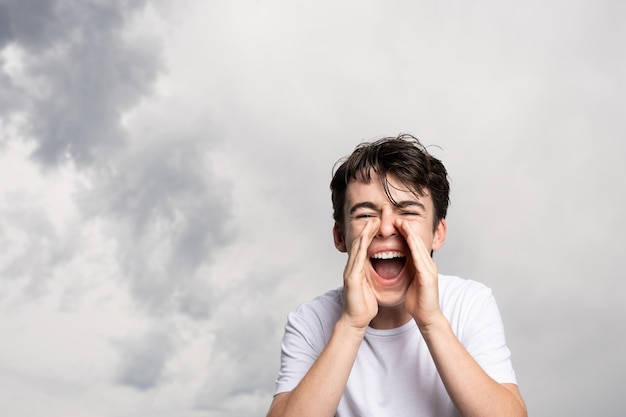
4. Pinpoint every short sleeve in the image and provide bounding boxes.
[460,286,518,384]
[274,289,343,395]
